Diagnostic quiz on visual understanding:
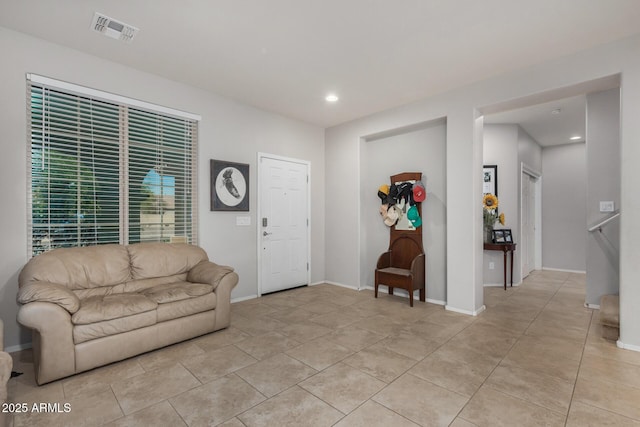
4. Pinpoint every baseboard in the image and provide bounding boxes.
[585,303,600,309]
[309,281,326,286]
[5,342,32,353]
[483,282,521,288]
[363,285,444,304]
[542,267,587,274]
[323,281,360,291]
[231,294,258,303]
[617,340,640,352]
[445,304,486,316]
